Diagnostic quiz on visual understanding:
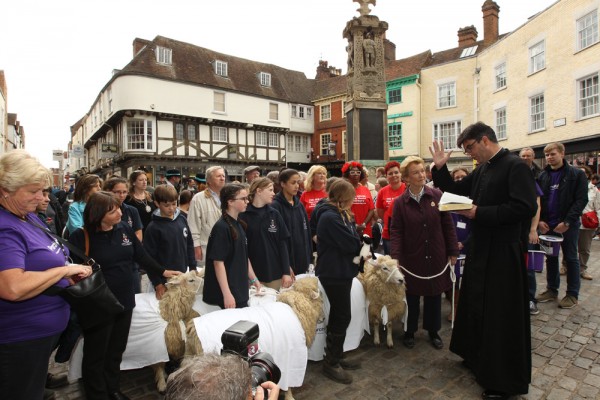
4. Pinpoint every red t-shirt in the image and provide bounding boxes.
[300,189,328,220]
[352,185,375,237]
[376,183,406,239]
